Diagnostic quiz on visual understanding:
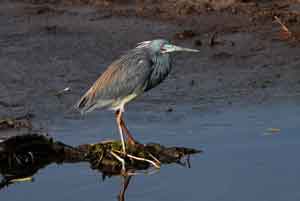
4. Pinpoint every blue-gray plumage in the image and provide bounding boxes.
[76,39,199,158]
